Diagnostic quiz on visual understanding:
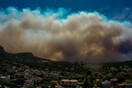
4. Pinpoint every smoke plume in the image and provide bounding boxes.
[0,7,132,63]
